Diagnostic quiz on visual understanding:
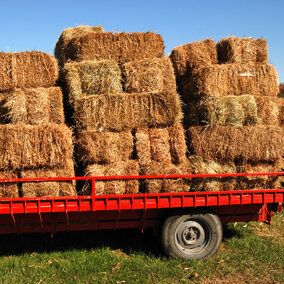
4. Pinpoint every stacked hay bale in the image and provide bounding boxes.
[171,36,283,190]
[0,51,76,197]
[56,25,189,194]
